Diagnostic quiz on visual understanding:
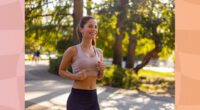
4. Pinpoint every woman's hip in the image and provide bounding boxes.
[67,88,99,110]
